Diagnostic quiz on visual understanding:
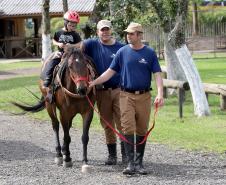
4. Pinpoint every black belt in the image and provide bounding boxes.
[121,88,150,94]
[96,85,119,91]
